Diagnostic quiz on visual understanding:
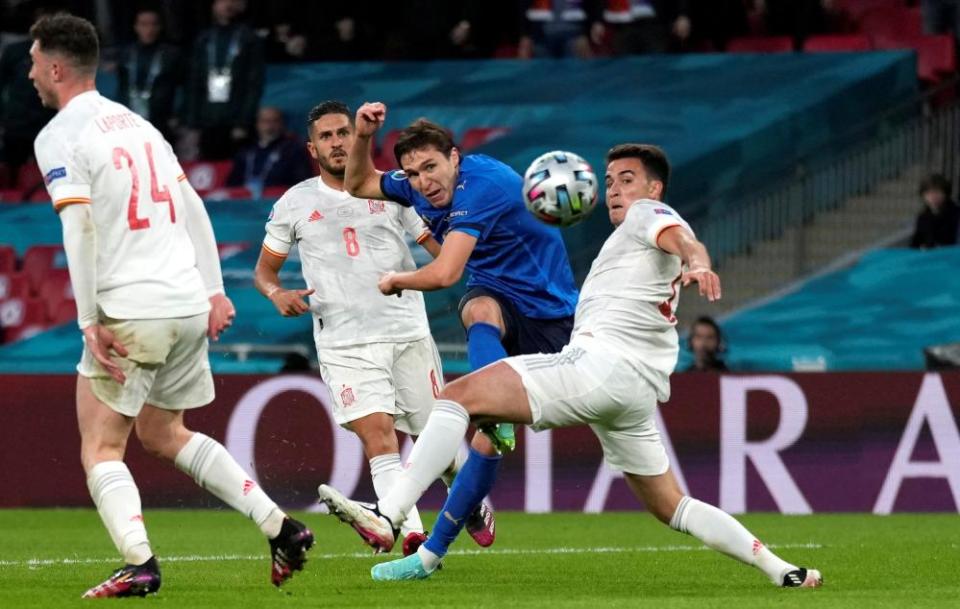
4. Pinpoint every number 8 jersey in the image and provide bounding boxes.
[34,91,208,320]
[262,177,432,348]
